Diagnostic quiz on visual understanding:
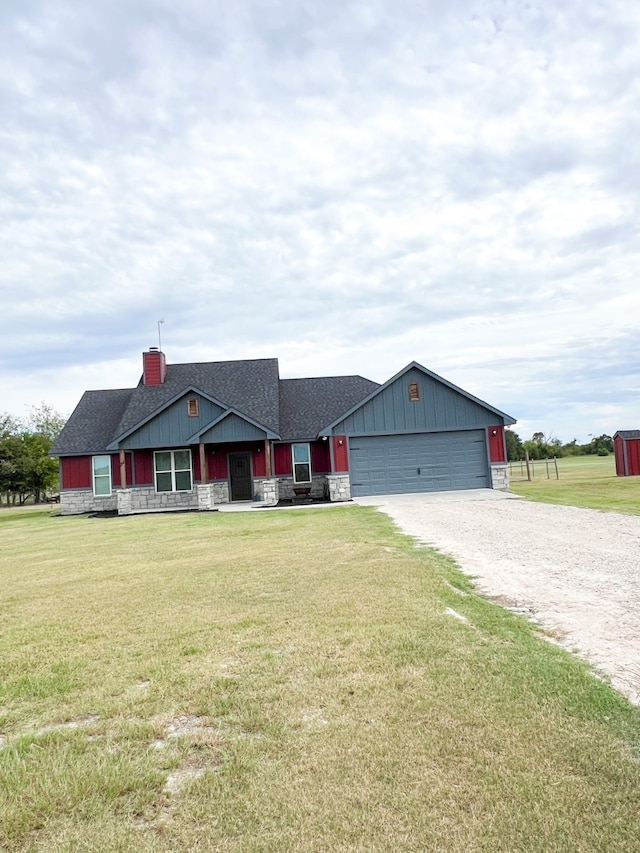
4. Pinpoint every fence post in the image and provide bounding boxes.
[525,450,532,481]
